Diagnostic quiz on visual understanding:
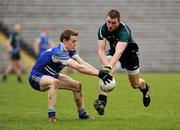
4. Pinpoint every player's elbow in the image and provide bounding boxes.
[98,49,105,56]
